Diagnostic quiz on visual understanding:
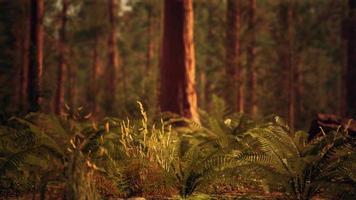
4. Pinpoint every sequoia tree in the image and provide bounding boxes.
[159,0,199,122]
[28,0,44,112]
